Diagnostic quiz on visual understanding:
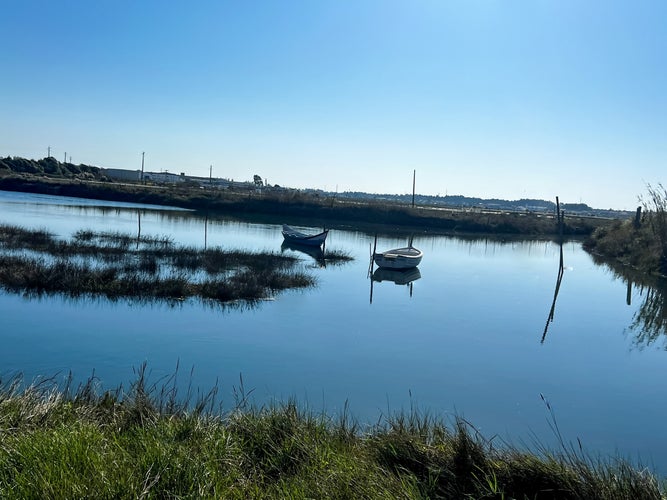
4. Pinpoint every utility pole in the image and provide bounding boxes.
[412,169,416,208]
[209,165,212,184]
[141,152,145,183]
